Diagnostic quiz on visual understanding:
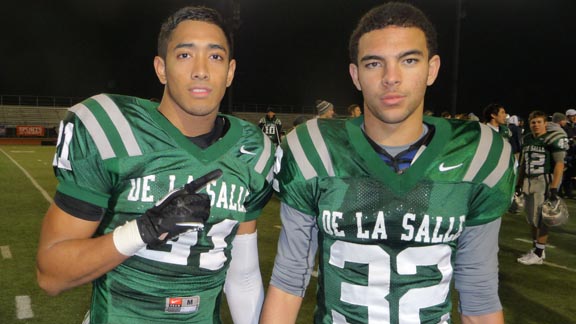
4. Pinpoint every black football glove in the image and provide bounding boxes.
[136,169,222,247]
[549,188,559,202]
